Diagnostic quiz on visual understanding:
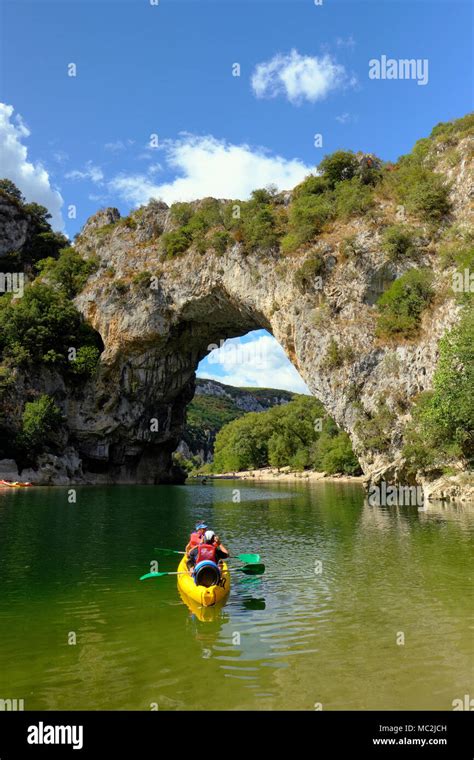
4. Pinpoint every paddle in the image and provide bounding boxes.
[140,563,265,581]
[154,547,261,564]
